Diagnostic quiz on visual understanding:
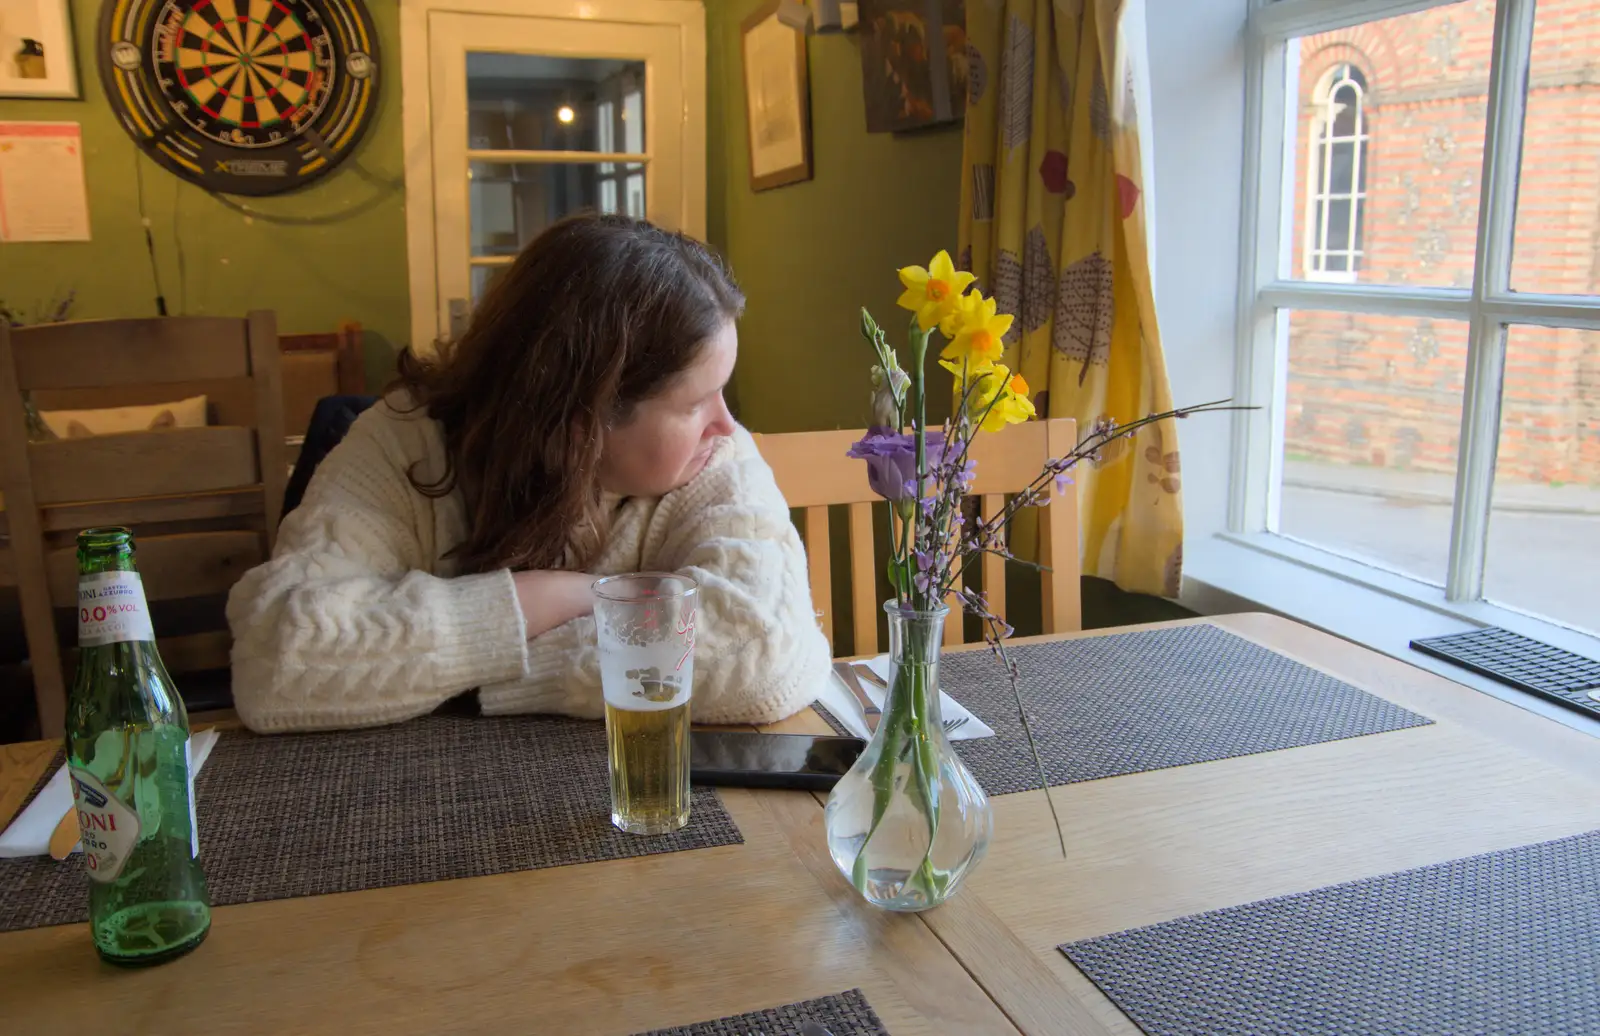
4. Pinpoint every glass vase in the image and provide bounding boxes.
[824,603,993,911]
